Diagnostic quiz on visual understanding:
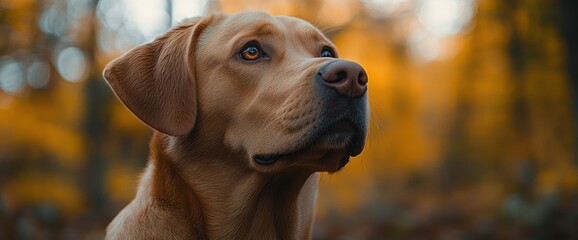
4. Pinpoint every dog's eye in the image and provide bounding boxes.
[240,44,263,61]
[321,48,335,58]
